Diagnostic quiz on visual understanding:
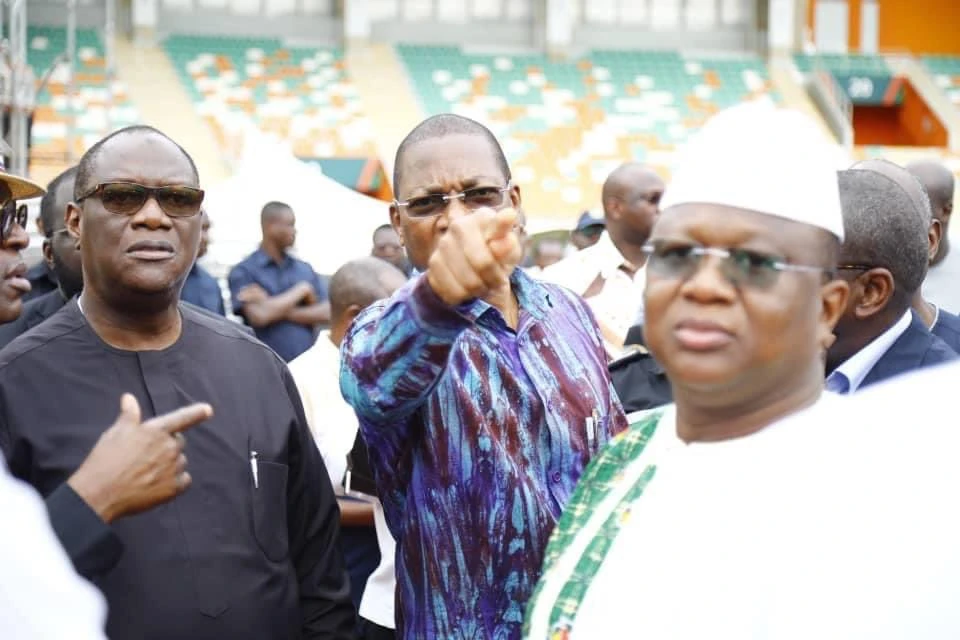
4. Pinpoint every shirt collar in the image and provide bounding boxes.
[833,309,912,393]
[254,247,289,267]
[591,232,639,279]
